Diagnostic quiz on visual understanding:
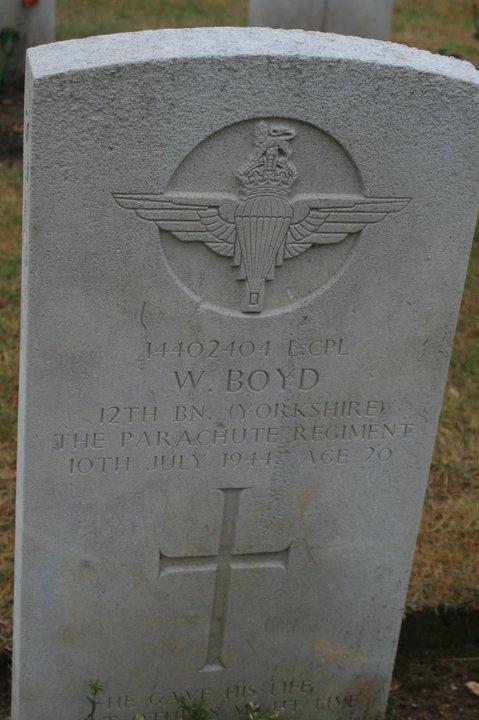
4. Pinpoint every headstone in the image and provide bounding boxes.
[1,0,55,81]
[14,27,478,720]
[249,0,395,40]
